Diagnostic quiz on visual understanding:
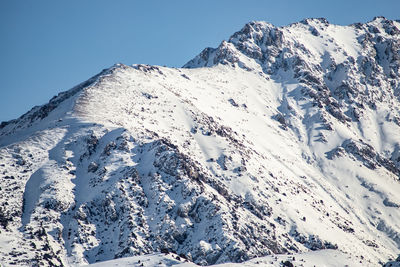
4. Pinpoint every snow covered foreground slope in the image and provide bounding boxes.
[1,17,400,266]
[85,250,363,267]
